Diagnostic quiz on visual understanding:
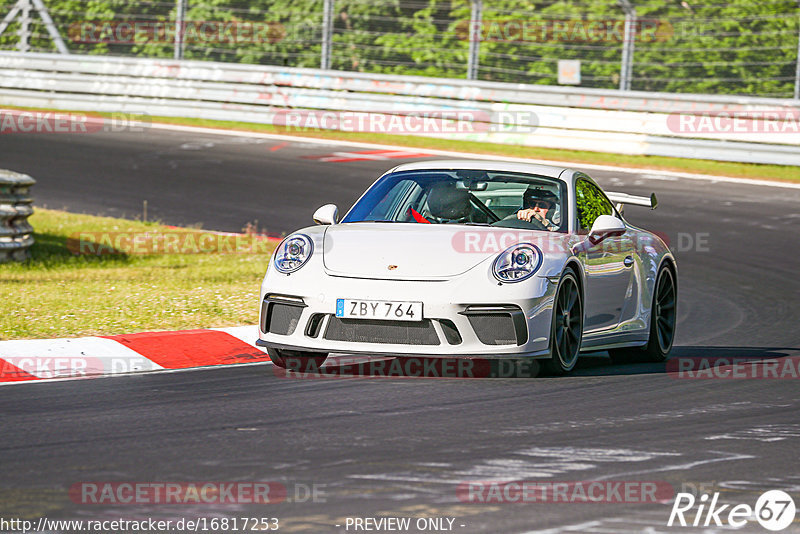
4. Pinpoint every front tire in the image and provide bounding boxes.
[267,348,328,372]
[609,265,676,363]
[545,270,583,375]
